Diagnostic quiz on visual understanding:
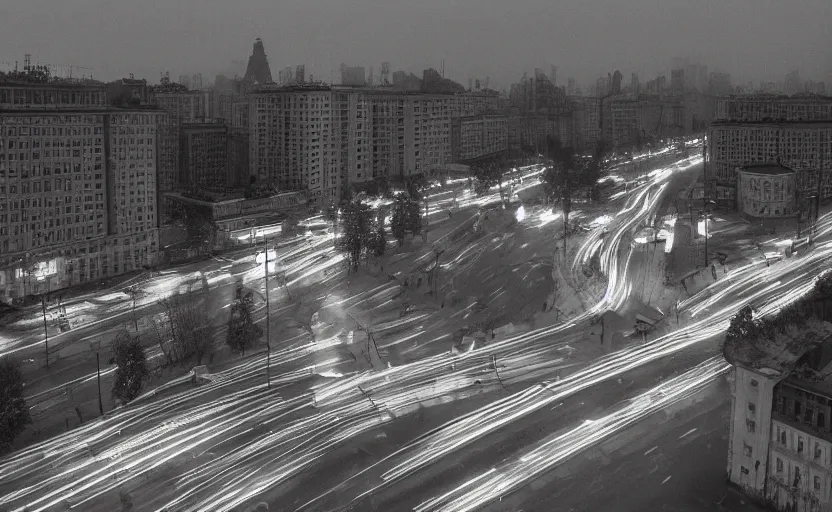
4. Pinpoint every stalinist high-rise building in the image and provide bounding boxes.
[244,38,274,85]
